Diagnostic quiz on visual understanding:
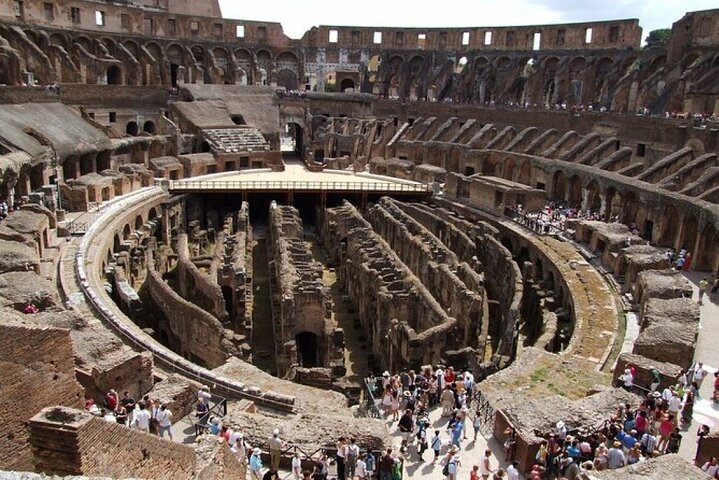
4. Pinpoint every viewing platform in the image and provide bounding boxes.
[166,165,433,196]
